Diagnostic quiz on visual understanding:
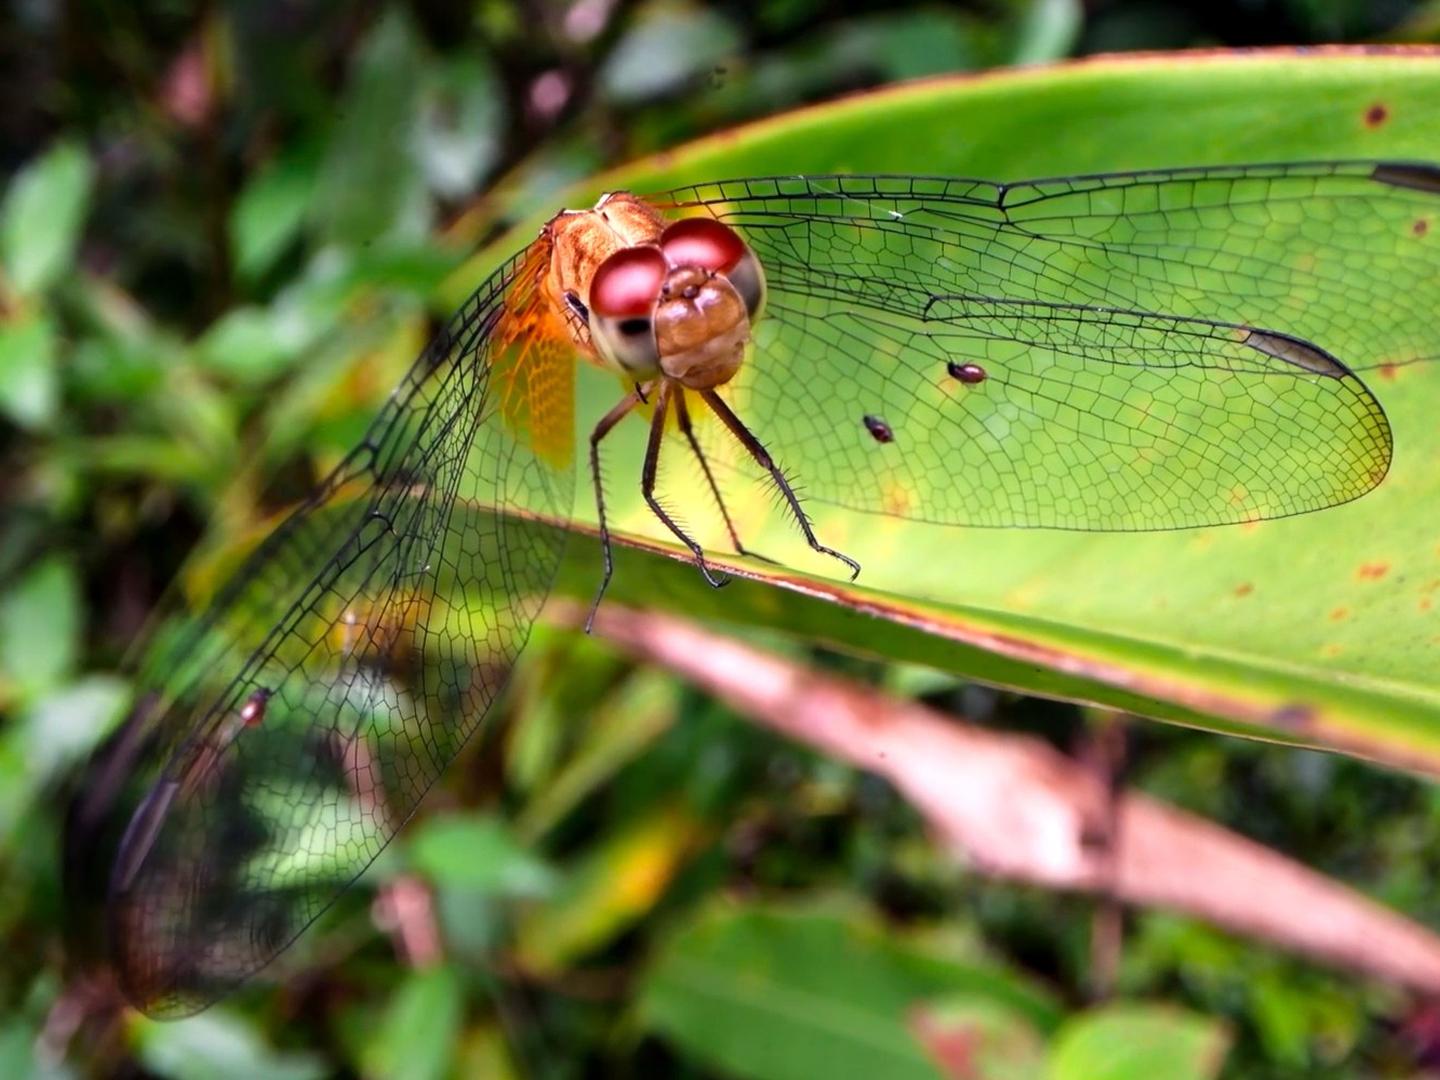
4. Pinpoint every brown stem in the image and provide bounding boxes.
[578,603,1440,995]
